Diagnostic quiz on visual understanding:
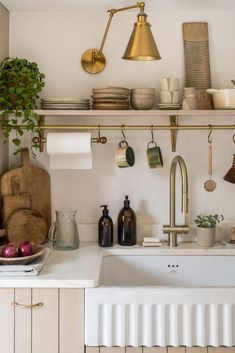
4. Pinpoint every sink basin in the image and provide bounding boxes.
[85,254,235,347]
[100,254,235,287]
